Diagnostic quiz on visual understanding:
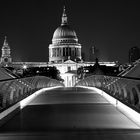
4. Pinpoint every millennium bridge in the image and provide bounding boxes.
[0,70,140,139]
